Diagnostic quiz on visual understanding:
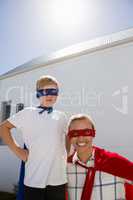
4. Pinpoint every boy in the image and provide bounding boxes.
[0,75,67,200]
[67,114,133,200]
